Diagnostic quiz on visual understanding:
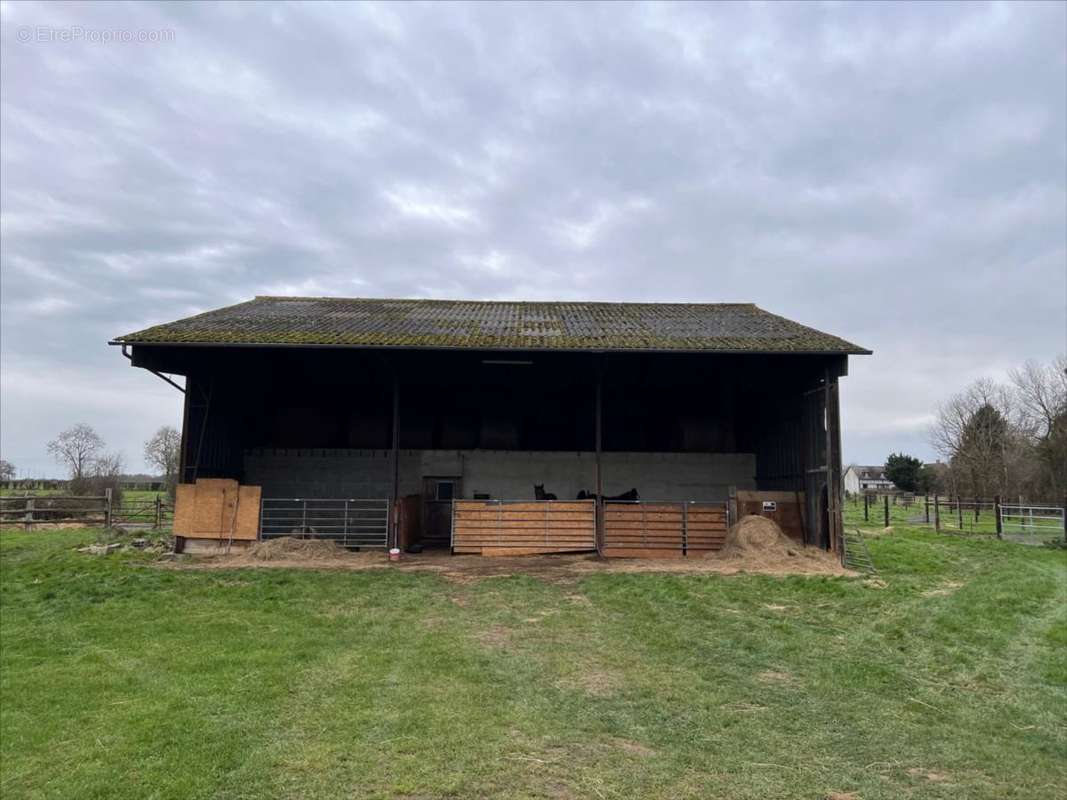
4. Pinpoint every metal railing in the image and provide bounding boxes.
[259,498,390,549]
[999,504,1065,534]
